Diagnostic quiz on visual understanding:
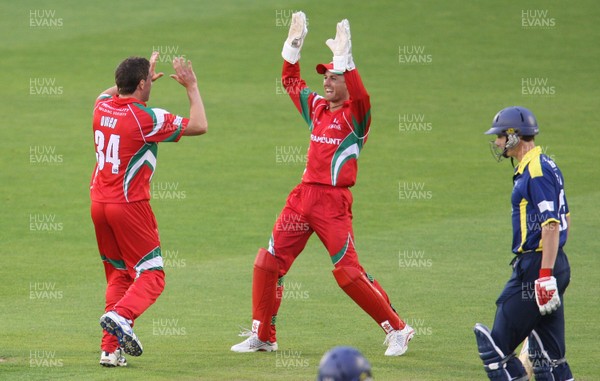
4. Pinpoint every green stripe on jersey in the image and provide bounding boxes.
[162,124,183,142]
[331,133,362,186]
[352,109,370,138]
[123,143,158,202]
[133,102,158,130]
[299,88,313,130]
